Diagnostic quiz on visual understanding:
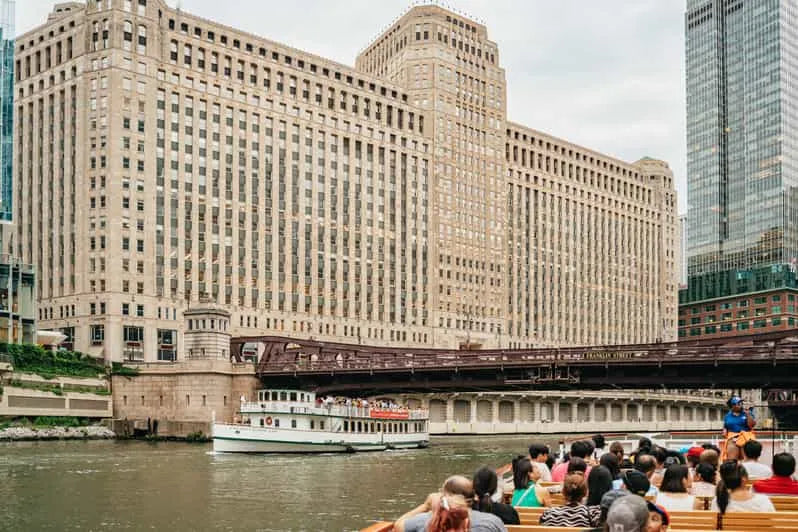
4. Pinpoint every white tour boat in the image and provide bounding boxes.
[212,389,429,453]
